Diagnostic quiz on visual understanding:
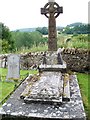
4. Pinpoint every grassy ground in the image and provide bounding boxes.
[77,73,89,119]
[57,34,89,49]
[0,68,38,81]
[0,82,15,102]
[16,44,48,54]
[14,34,89,54]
